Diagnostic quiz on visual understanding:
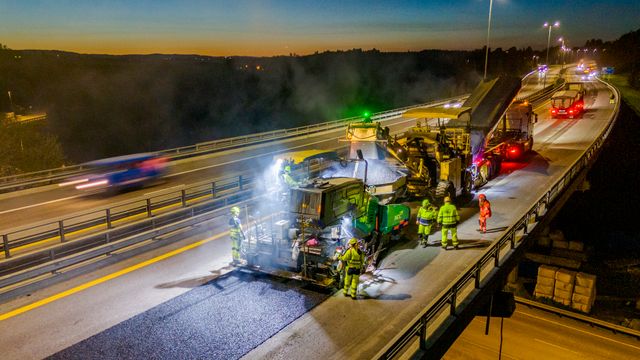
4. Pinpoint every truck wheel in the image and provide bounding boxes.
[435,181,455,204]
